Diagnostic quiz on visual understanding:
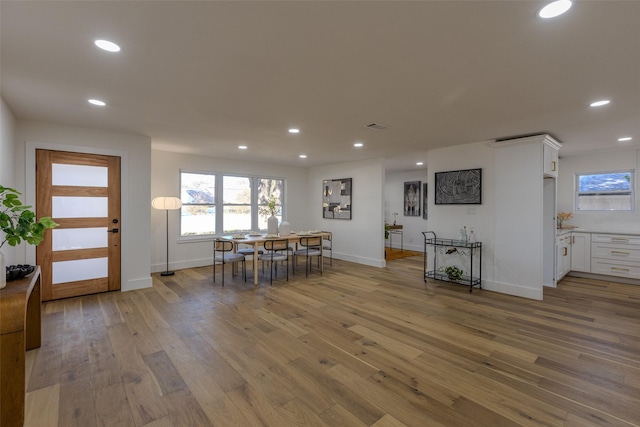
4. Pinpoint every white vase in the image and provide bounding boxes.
[267,215,279,235]
[0,249,6,290]
[279,221,291,236]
